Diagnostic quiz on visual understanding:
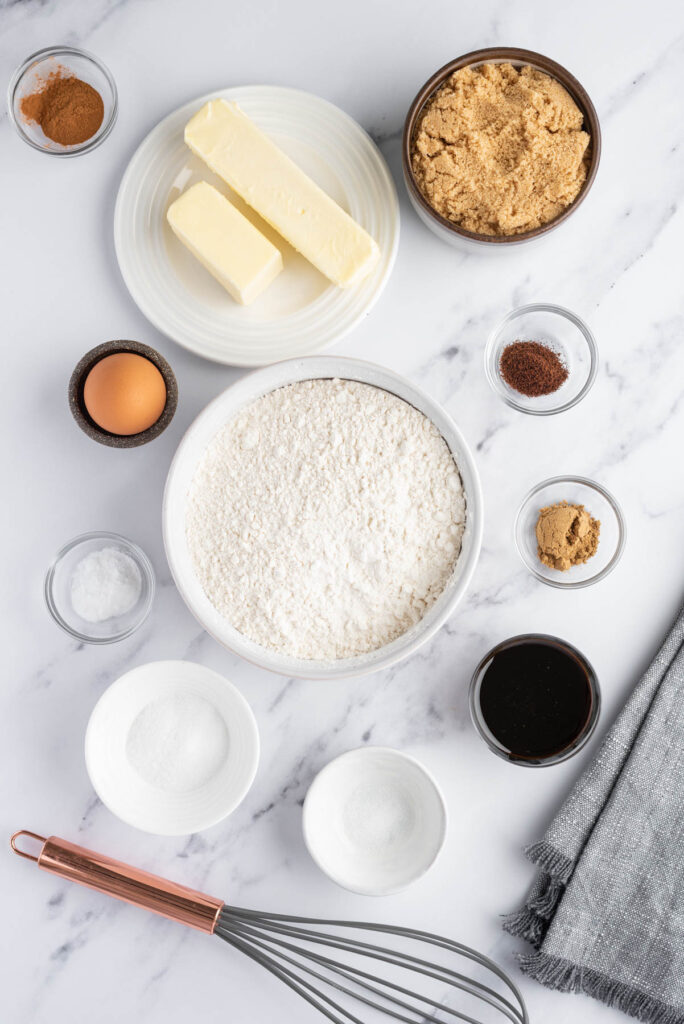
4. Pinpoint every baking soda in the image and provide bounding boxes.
[70,547,142,622]
[342,781,415,855]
